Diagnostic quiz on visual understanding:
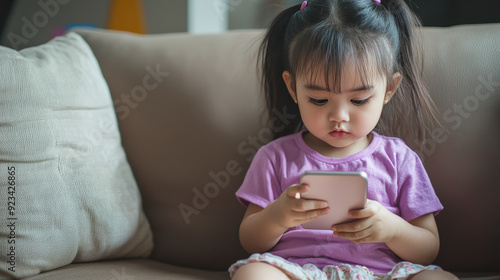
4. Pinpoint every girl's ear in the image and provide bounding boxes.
[384,72,402,104]
[282,71,298,104]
